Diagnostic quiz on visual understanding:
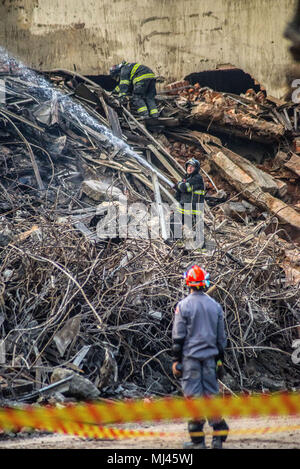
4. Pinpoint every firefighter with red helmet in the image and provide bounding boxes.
[109,61,159,119]
[172,265,229,449]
